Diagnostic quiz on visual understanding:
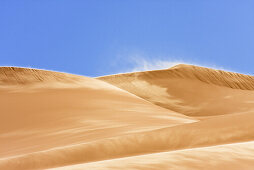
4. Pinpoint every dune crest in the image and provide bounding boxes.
[0,67,119,90]
[99,64,254,90]
[0,67,83,85]
[98,64,254,116]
